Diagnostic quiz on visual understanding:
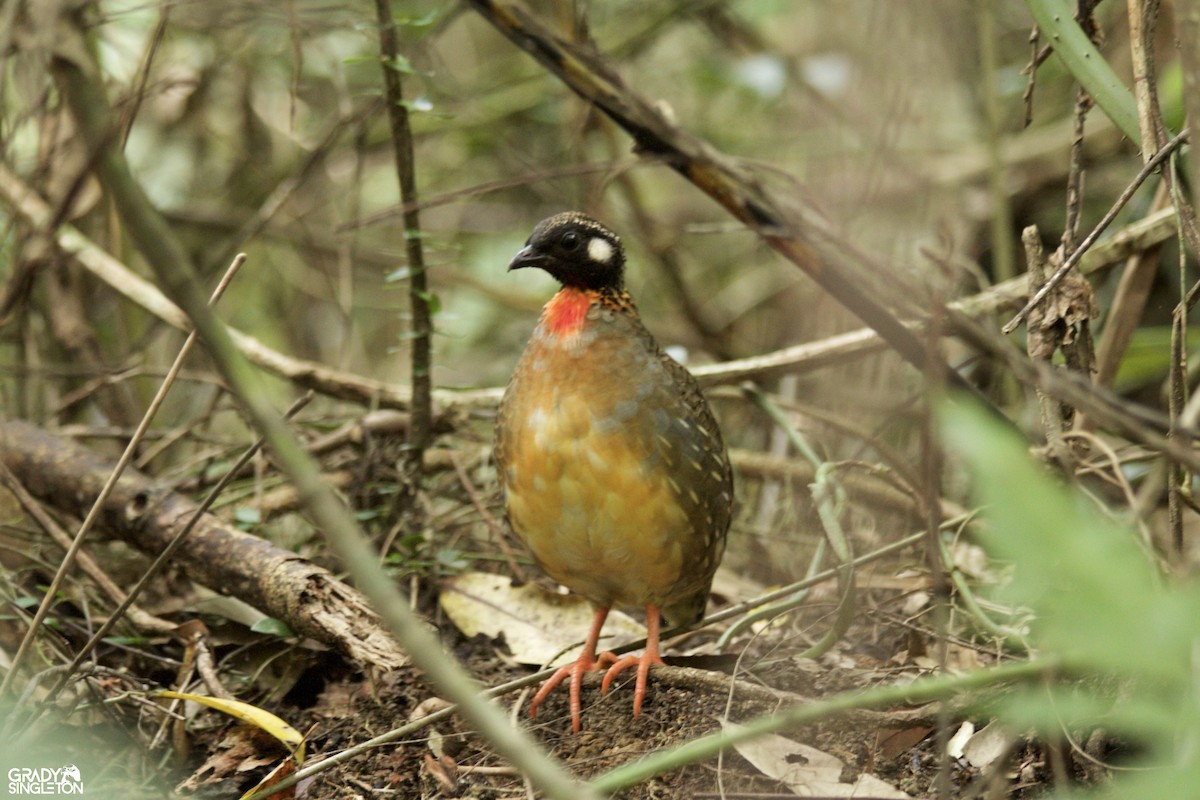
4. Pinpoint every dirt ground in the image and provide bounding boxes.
[167,594,1064,799]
